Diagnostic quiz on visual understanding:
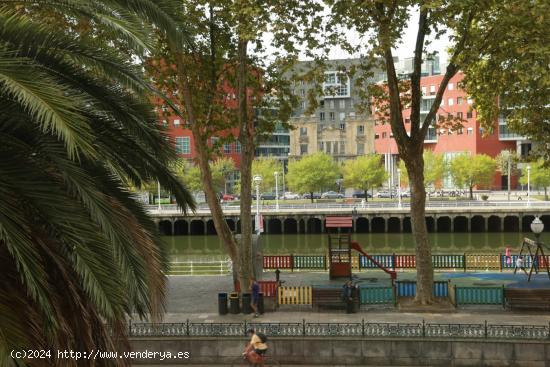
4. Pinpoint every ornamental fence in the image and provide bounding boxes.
[129,320,550,340]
